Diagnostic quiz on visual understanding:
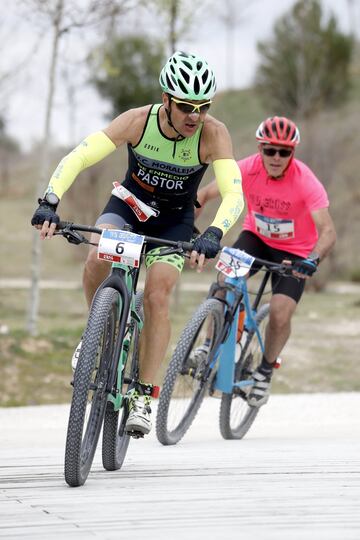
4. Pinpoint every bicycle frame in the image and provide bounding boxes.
[97,261,143,411]
[56,220,192,410]
[212,270,271,394]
